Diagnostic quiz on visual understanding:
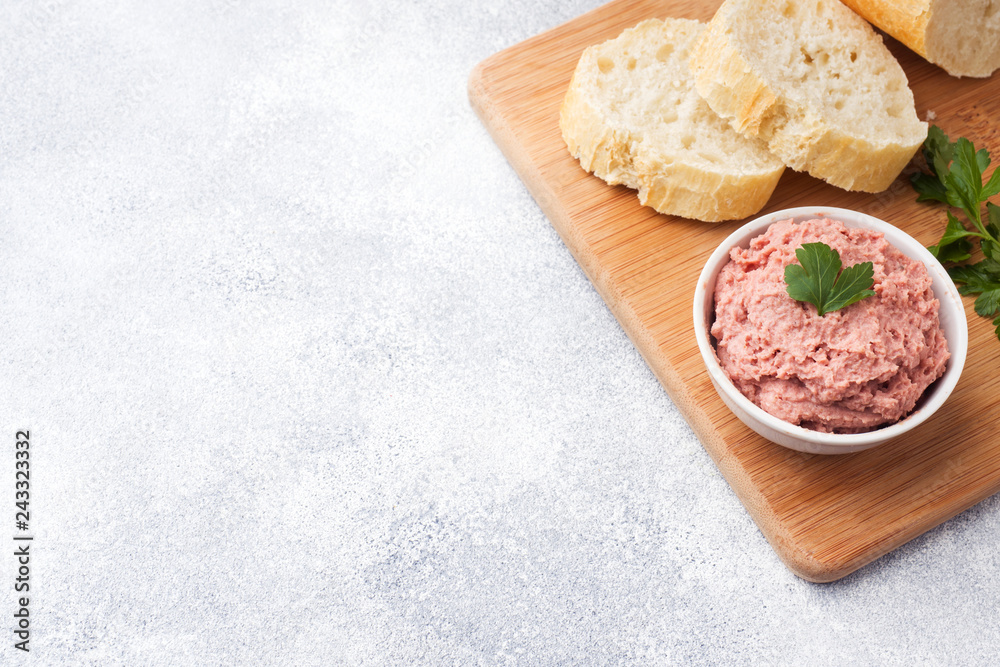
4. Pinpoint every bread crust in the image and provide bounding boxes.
[689,0,927,193]
[843,0,1000,77]
[559,20,784,222]
[840,0,931,58]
